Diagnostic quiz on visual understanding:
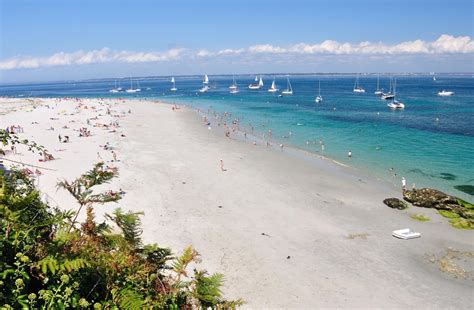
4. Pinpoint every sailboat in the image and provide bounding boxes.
[109,80,120,93]
[315,79,323,103]
[170,77,177,91]
[268,78,279,92]
[281,77,293,96]
[353,74,365,93]
[229,76,237,90]
[374,75,383,95]
[387,79,405,109]
[248,75,263,89]
[125,77,140,93]
[381,77,395,100]
[199,74,210,93]
[229,76,239,93]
